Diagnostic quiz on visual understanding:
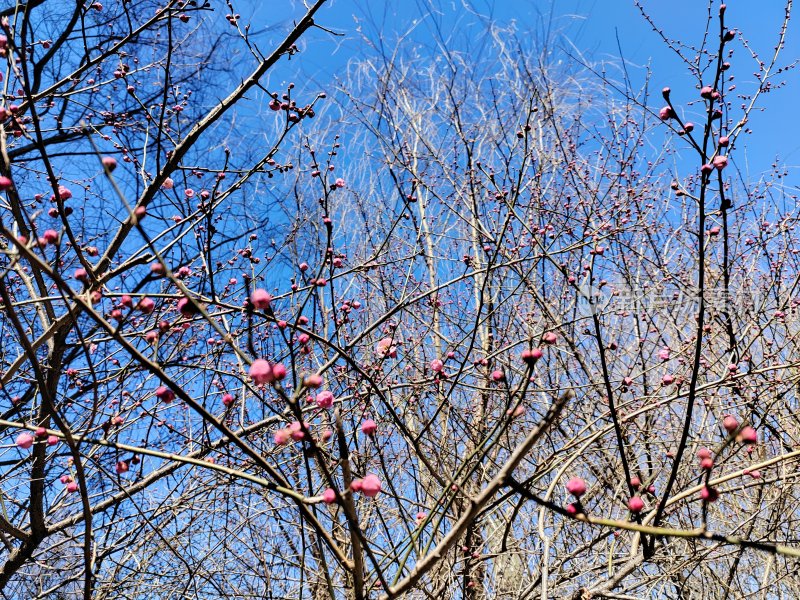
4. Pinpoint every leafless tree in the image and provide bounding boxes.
[0,0,797,598]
